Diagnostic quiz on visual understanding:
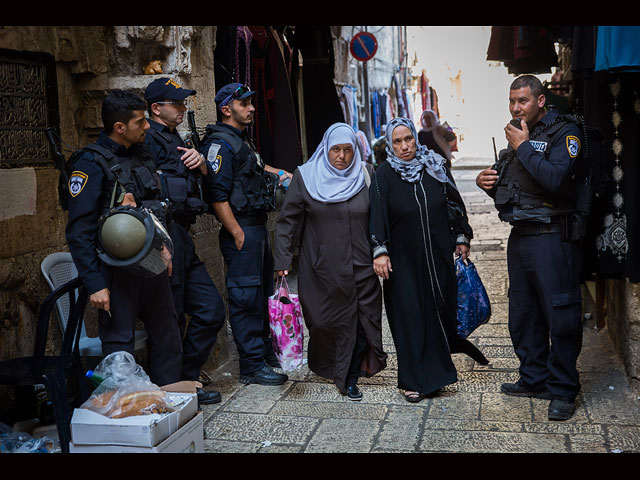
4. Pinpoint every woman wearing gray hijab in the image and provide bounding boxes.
[274,123,387,401]
[369,117,487,403]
